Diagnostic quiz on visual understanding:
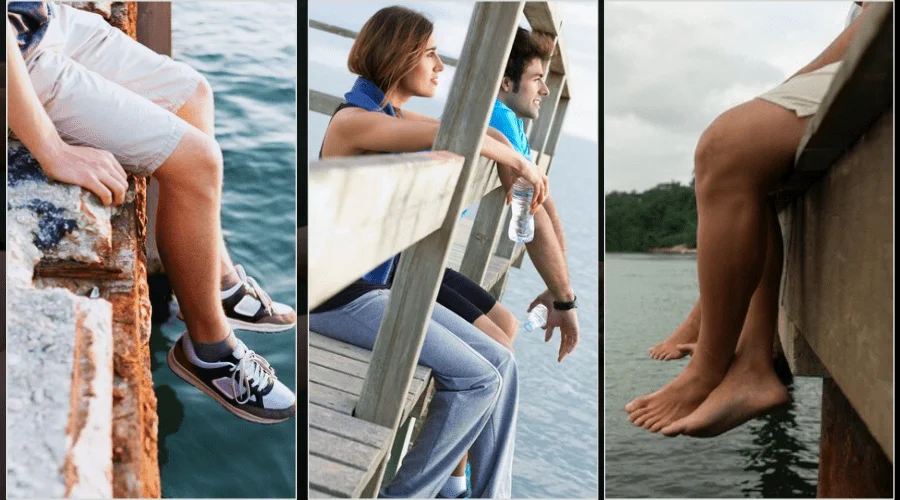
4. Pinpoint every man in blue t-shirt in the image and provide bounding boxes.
[490,27,579,354]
